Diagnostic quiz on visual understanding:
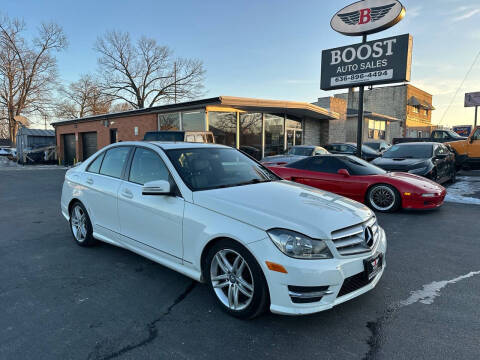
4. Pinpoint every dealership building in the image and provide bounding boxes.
[52,96,339,165]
